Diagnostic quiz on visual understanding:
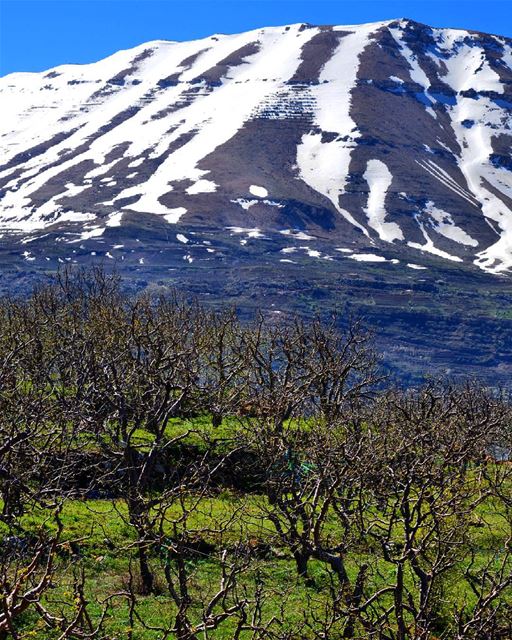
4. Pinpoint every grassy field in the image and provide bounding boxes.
[3,464,511,639]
